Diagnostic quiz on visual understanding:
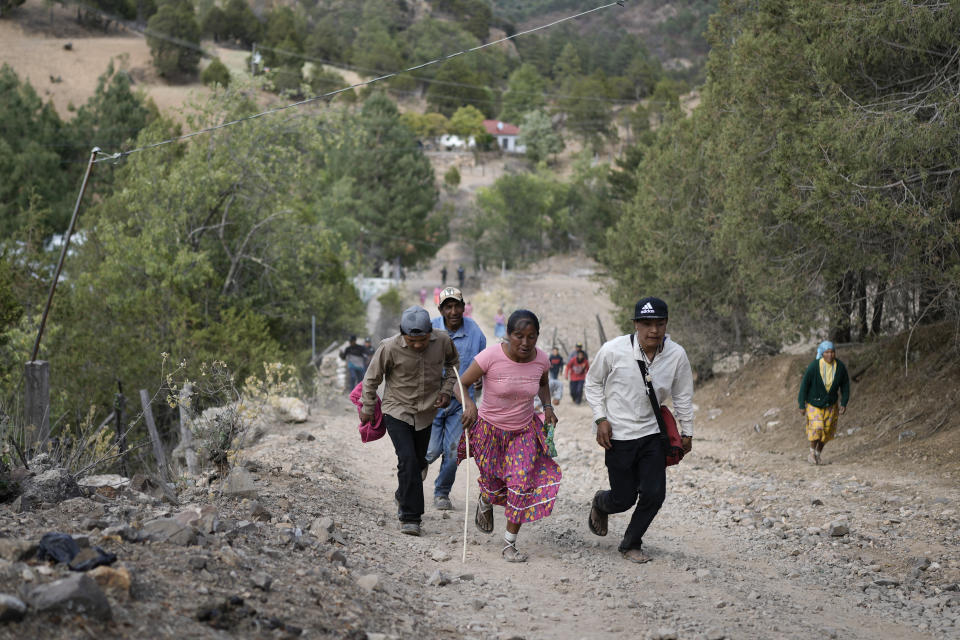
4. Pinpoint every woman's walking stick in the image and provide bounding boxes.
[452,366,470,563]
